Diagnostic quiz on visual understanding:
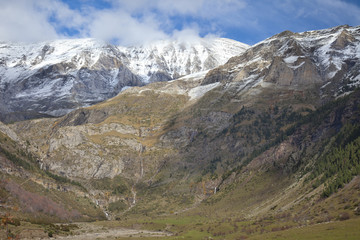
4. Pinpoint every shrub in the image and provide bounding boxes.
[4,180,80,220]
[108,200,128,212]
[338,212,350,221]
